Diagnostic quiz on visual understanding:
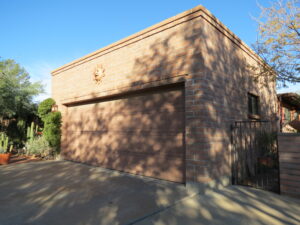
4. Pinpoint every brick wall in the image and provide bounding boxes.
[52,6,277,186]
[278,134,300,198]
